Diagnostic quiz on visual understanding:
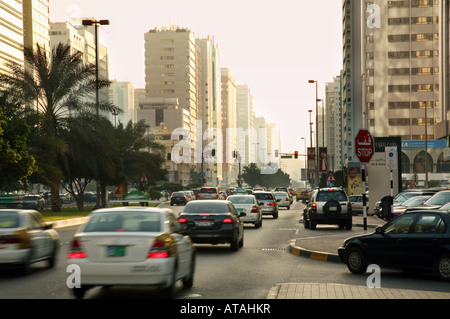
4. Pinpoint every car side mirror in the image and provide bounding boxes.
[375,226,384,235]
[239,212,246,217]
[44,224,53,230]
